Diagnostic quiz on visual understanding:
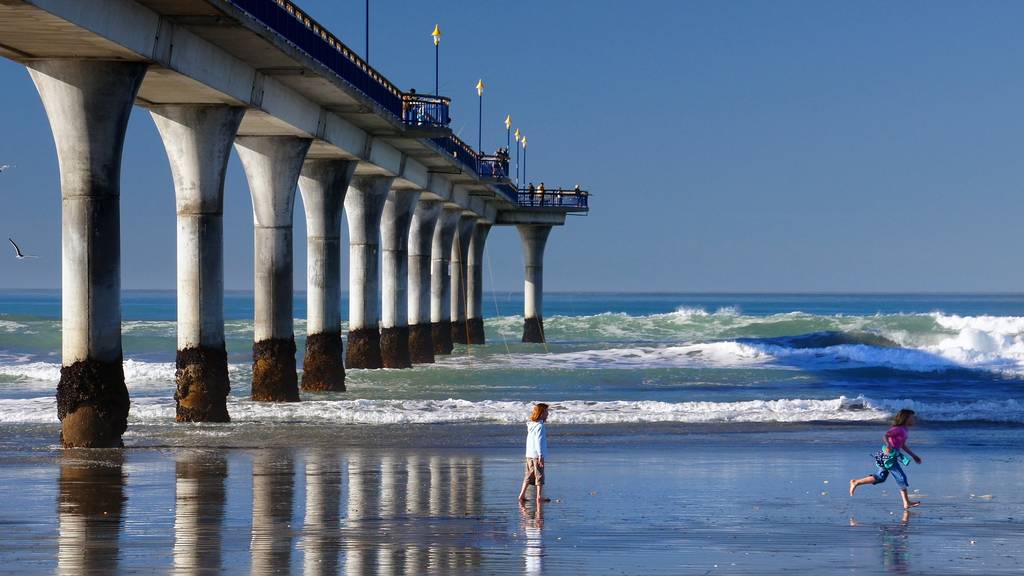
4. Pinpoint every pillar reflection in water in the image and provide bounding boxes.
[173,450,227,575]
[302,450,342,576]
[57,451,125,576]
[377,454,402,573]
[251,451,295,575]
[344,454,373,575]
[339,453,483,575]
